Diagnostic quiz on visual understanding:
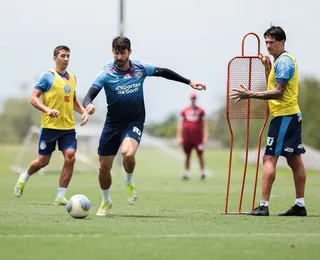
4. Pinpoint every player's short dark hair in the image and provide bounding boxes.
[264,26,286,42]
[112,36,131,52]
[53,45,70,57]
